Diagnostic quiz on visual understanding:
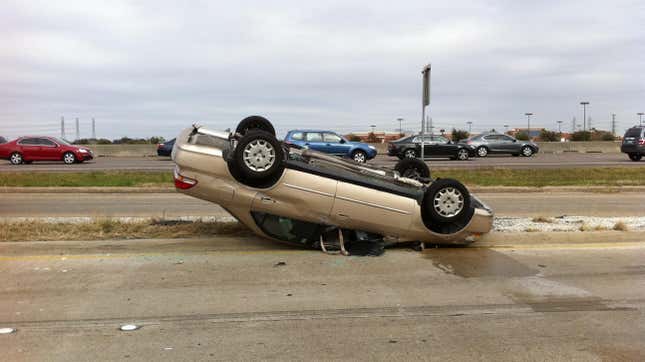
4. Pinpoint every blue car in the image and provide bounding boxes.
[284,130,377,163]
